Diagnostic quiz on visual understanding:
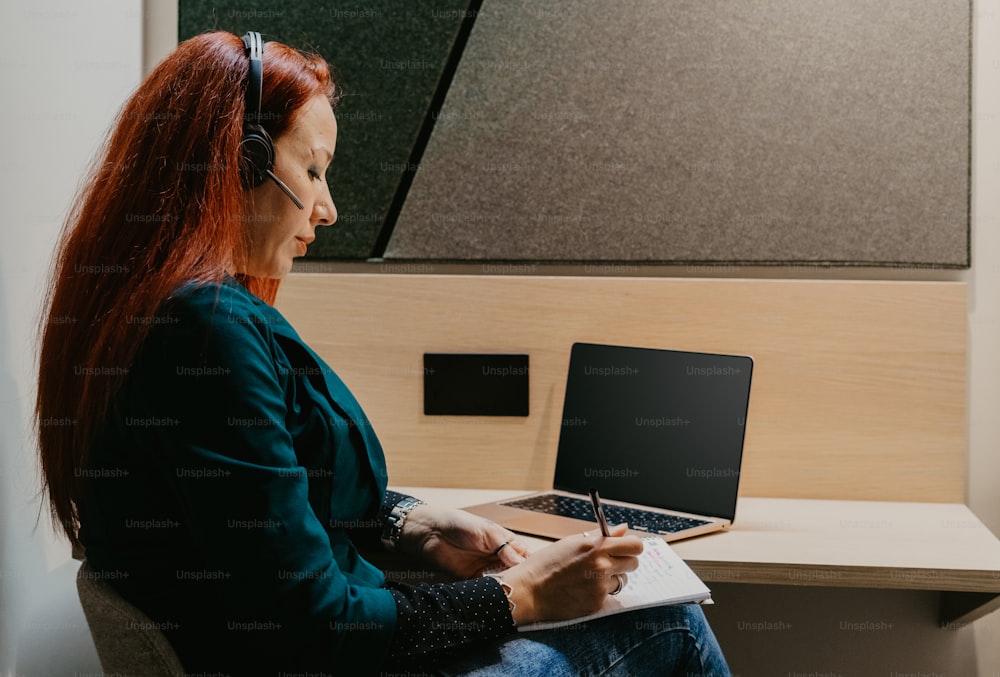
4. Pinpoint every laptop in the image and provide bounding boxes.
[464,342,753,542]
